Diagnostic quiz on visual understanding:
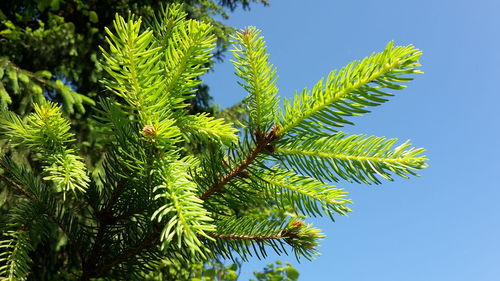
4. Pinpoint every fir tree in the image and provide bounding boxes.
[0,4,427,280]
[0,0,270,115]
